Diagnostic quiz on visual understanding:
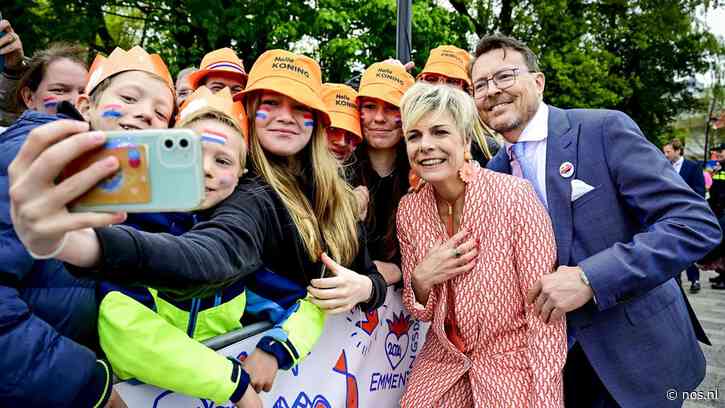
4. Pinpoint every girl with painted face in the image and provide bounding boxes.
[8,50,386,406]
[321,83,362,164]
[350,61,415,285]
[234,51,385,314]
[16,43,88,116]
